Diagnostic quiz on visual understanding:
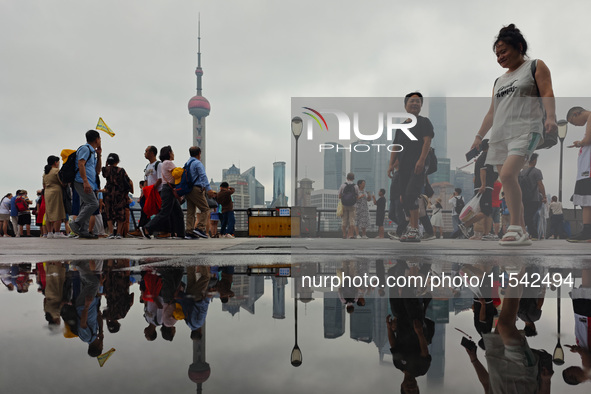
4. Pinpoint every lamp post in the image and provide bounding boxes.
[557,120,568,203]
[291,117,303,207]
